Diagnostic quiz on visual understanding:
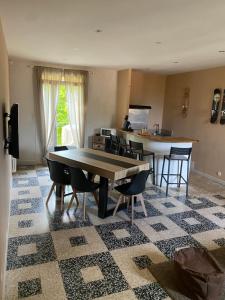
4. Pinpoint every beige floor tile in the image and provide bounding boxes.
[5,262,66,300]
[51,226,108,260]
[111,243,167,288]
